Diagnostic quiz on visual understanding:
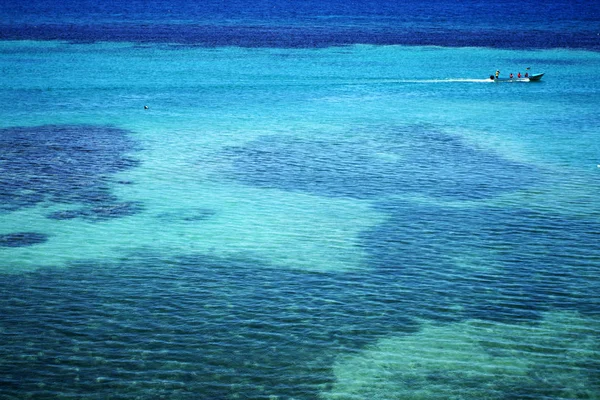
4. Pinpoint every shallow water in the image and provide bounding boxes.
[1,2,600,398]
